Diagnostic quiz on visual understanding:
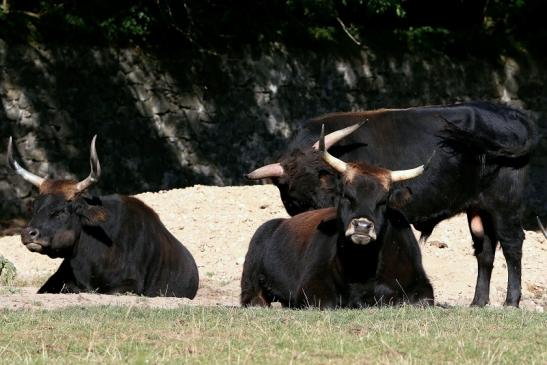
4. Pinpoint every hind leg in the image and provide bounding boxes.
[491,214,523,307]
[468,210,498,307]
